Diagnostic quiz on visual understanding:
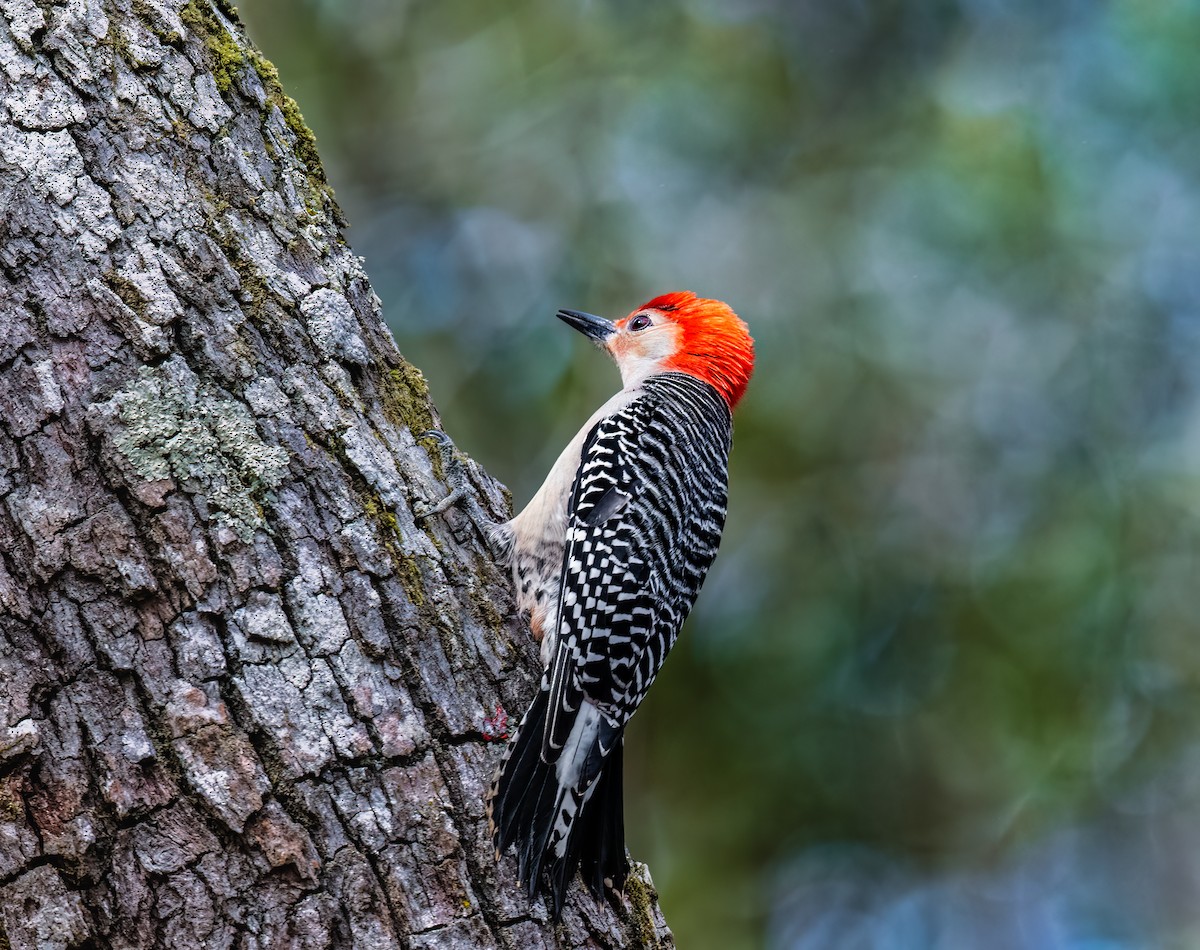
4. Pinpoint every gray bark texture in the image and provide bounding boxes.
[0,1,673,947]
